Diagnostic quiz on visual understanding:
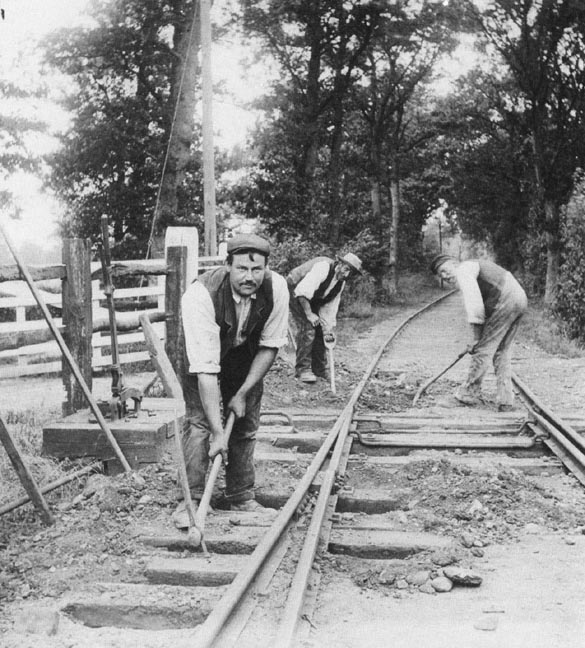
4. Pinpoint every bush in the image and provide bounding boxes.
[555,171,585,342]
